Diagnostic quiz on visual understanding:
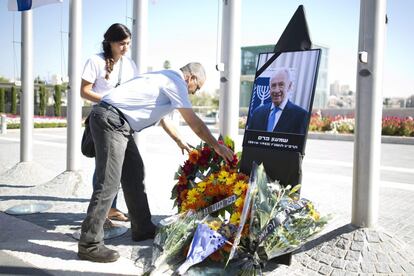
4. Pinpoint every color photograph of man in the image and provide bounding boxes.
[247,68,308,135]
